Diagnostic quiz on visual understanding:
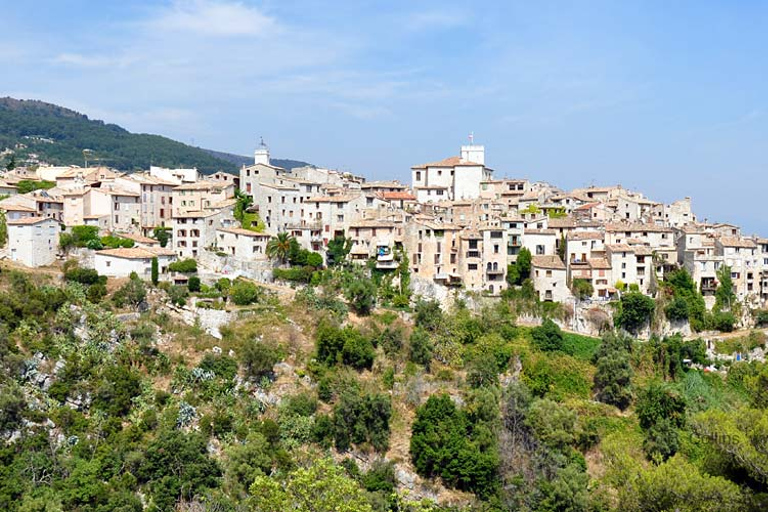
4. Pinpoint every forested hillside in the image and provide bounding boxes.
[1,259,768,512]
[0,98,309,174]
